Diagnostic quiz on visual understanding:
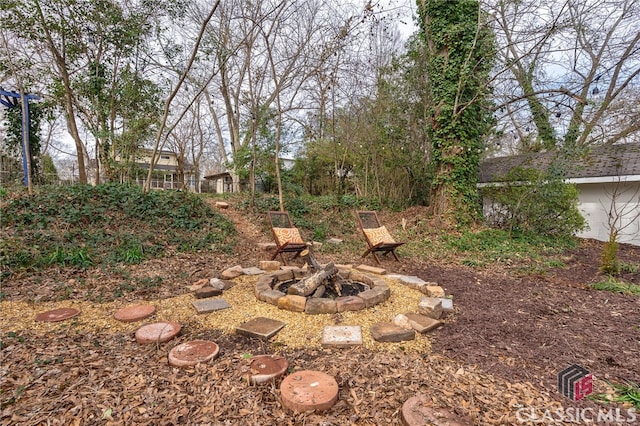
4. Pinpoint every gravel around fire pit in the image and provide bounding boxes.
[0,275,432,352]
